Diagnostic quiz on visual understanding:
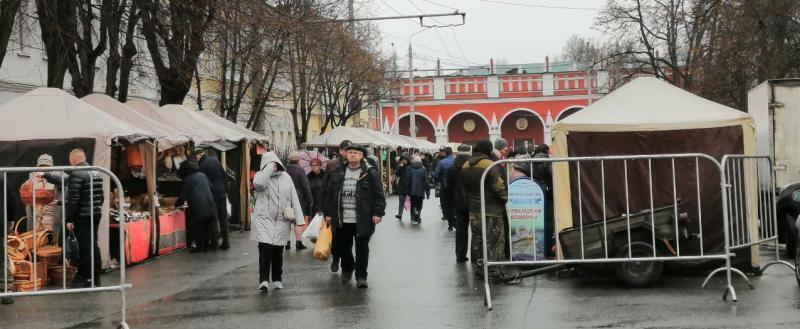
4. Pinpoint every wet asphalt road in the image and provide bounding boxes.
[2,195,799,328]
